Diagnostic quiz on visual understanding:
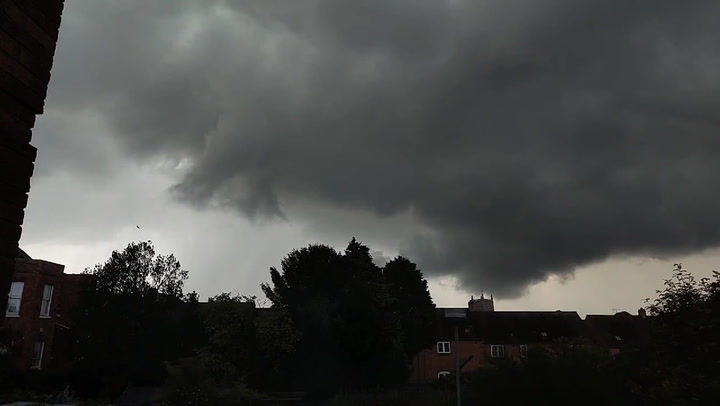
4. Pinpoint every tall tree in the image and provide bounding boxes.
[71,241,199,398]
[261,239,408,396]
[382,256,437,357]
[338,239,408,388]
